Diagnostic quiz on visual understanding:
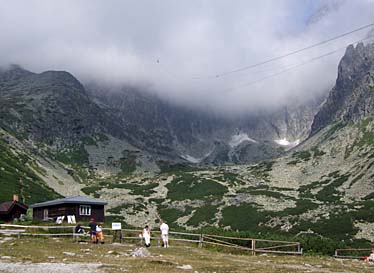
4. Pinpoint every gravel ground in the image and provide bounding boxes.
[0,261,104,273]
